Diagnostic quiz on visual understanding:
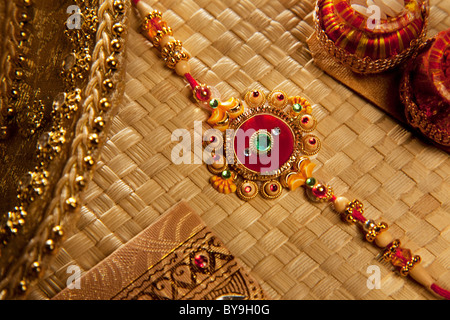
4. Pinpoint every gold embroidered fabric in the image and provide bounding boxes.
[0,0,128,299]
[52,201,267,300]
